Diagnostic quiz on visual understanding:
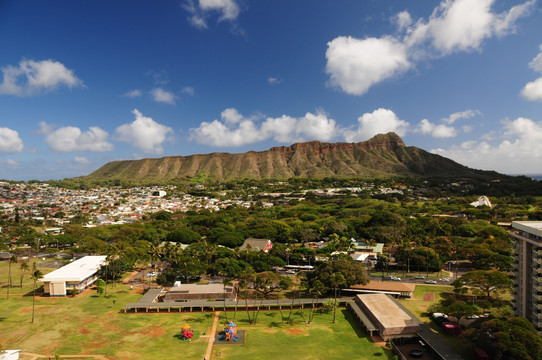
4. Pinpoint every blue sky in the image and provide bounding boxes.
[1,0,542,181]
